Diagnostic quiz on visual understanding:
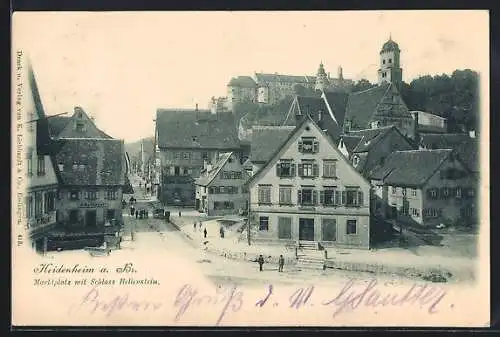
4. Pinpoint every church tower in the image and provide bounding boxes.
[314,62,330,91]
[377,36,403,91]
